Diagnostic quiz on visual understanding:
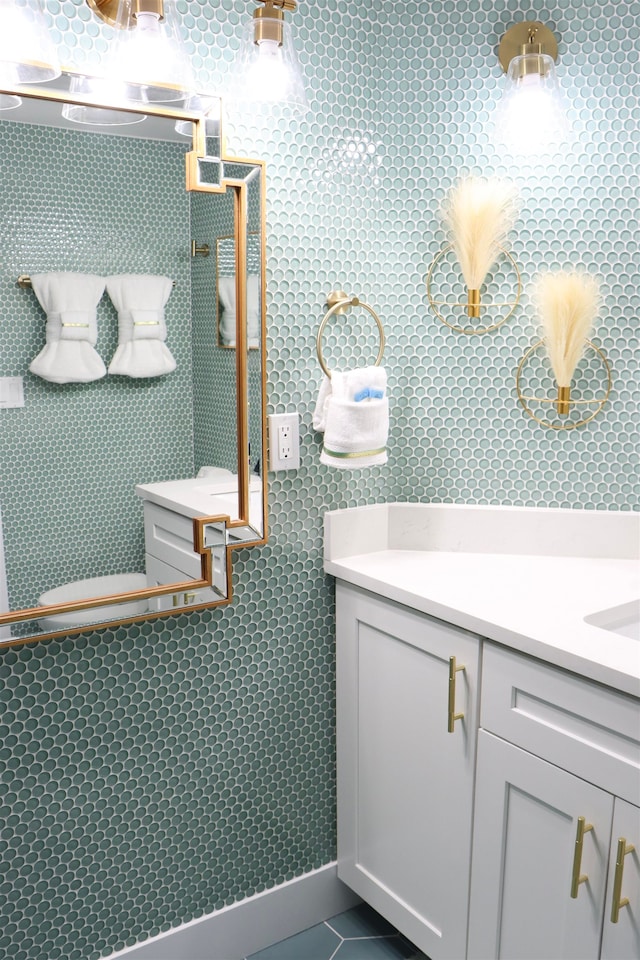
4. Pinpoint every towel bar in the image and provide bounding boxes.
[18,274,177,289]
[316,291,385,379]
